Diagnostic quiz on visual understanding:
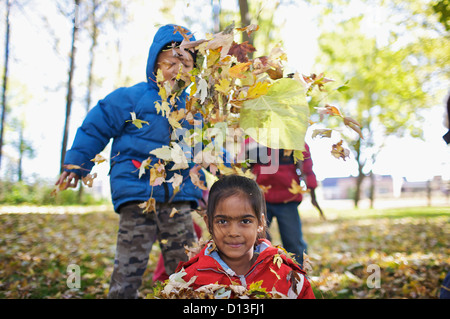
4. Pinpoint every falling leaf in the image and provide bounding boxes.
[312,129,333,139]
[155,101,171,118]
[127,112,149,129]
[241,78,309,152]
[229,62,252,78]
[273,254,283,269]
[344,116,363,139]
[173,25,193,41]
[138,158,152,178]
[288,179,307,195]
[166,173,183,194]
[189,165,208,190]
[331,140,350,161]
[82,173,97,188]
[90,154,107,165]
[139,198,156,213]
[197,78,208,103]
[149,162,166,186]
[236,24,259,36]
[150,146,173,162]
[63,164,89,171]
[302,253,313,273]
[259,184,272,194]
[169,142,189,171]
[246,81,271,99]
[206,31,234,59]
[169,208,179,218]
[168,109,186,130]
[214,78,232,95]
[228,42,256,63]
